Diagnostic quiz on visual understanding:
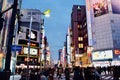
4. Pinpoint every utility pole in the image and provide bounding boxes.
[4,0,18,72]
[0,0,18,80]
